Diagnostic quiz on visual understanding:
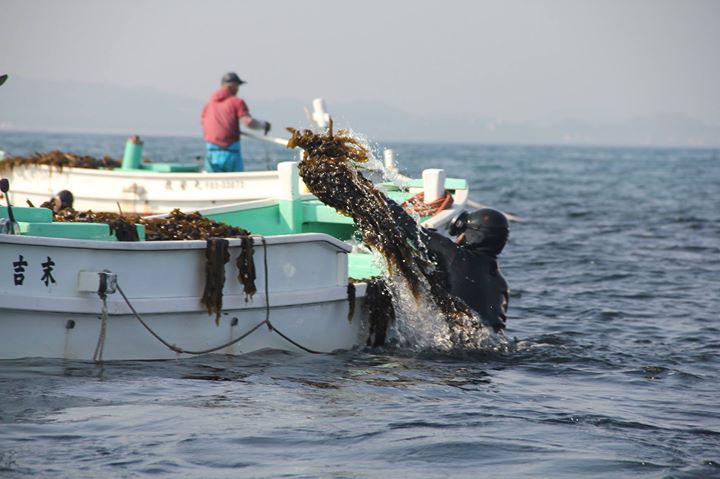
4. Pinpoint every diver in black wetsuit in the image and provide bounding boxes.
[387,200,510,332]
